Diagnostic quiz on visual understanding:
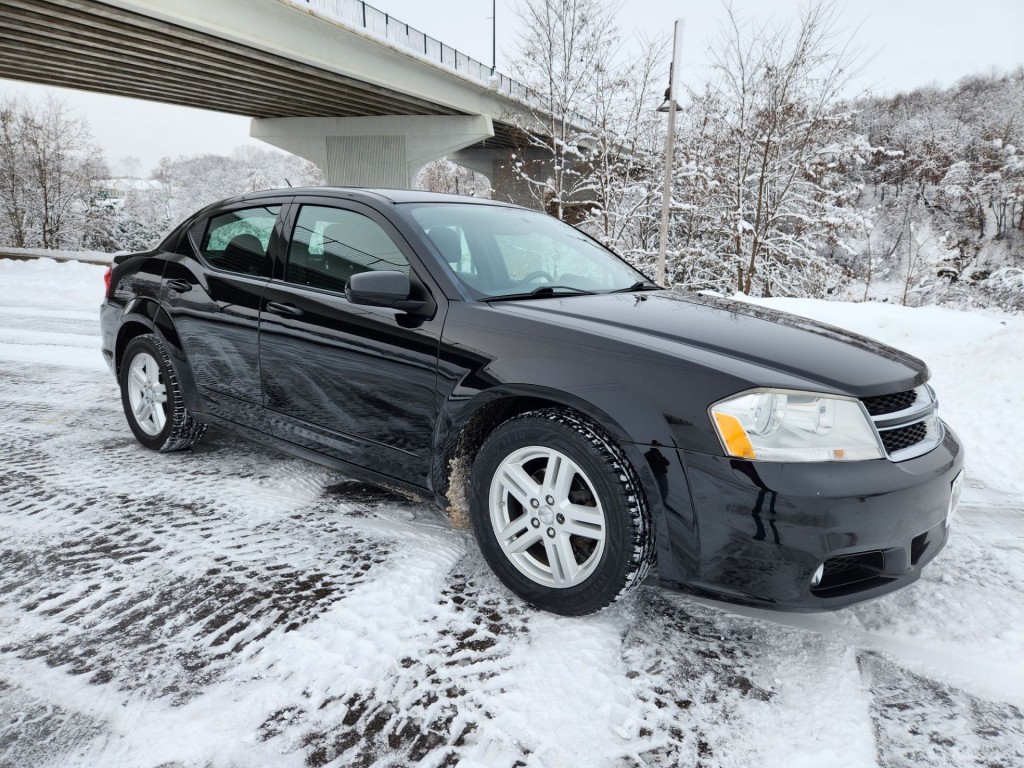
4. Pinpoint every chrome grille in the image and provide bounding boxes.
[880,421,929,454]
[861,389,917,416]
[865,385,941,461]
